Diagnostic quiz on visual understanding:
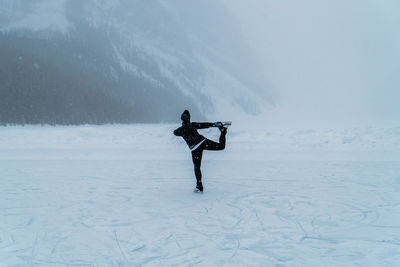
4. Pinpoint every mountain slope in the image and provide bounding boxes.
[0,0,273,124]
